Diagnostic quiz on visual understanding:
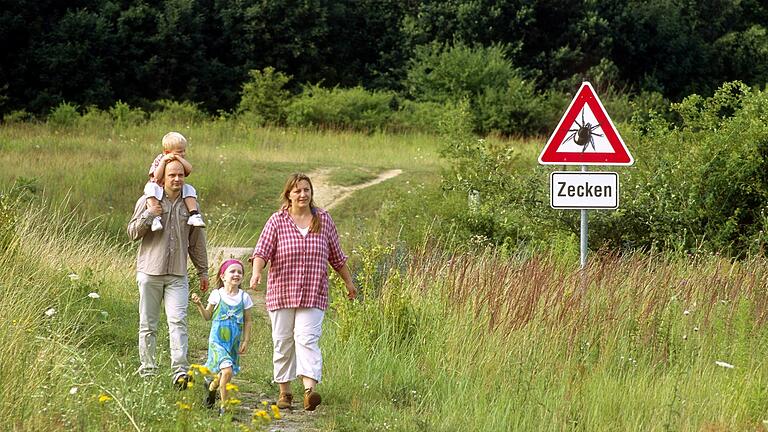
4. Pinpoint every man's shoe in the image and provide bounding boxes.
[303,388,321,411]
[187,214,206,227]
[151,217,163,232]
[173,373,189,391]
[277,392,293,410]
